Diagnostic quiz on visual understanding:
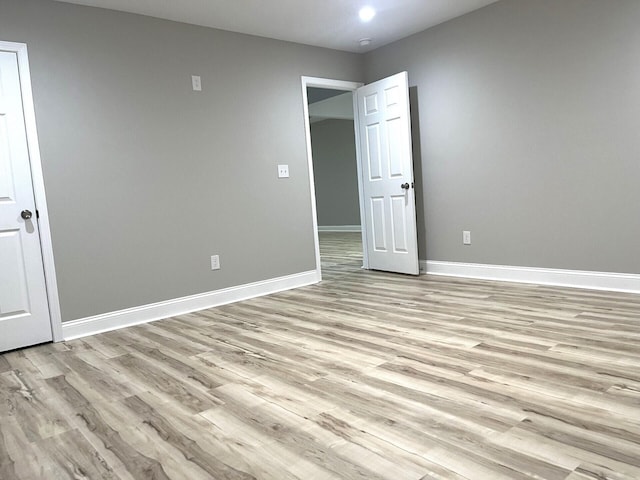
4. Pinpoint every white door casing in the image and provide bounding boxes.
[0,47,54,351]
[356,71,419,275]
